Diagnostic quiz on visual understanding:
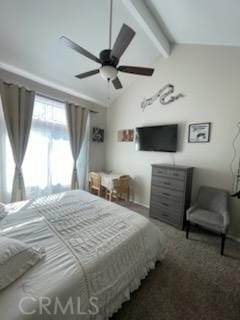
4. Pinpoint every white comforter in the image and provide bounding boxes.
[0,190,165,320]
